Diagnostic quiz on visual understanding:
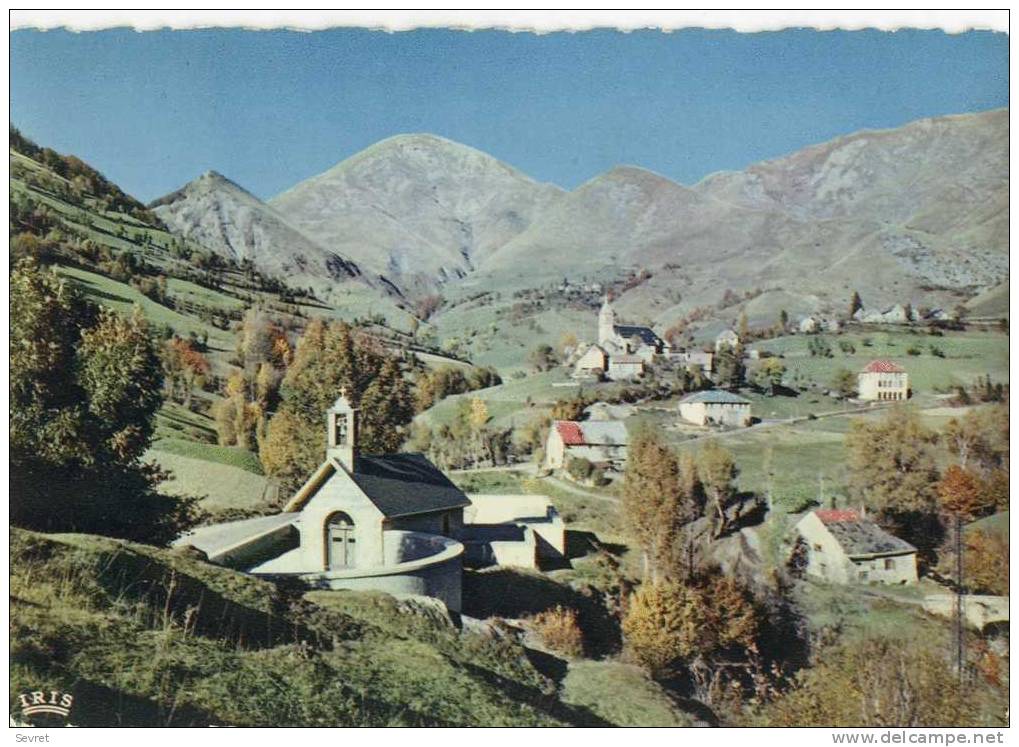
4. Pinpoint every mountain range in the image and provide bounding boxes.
[151,108,1008,325]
